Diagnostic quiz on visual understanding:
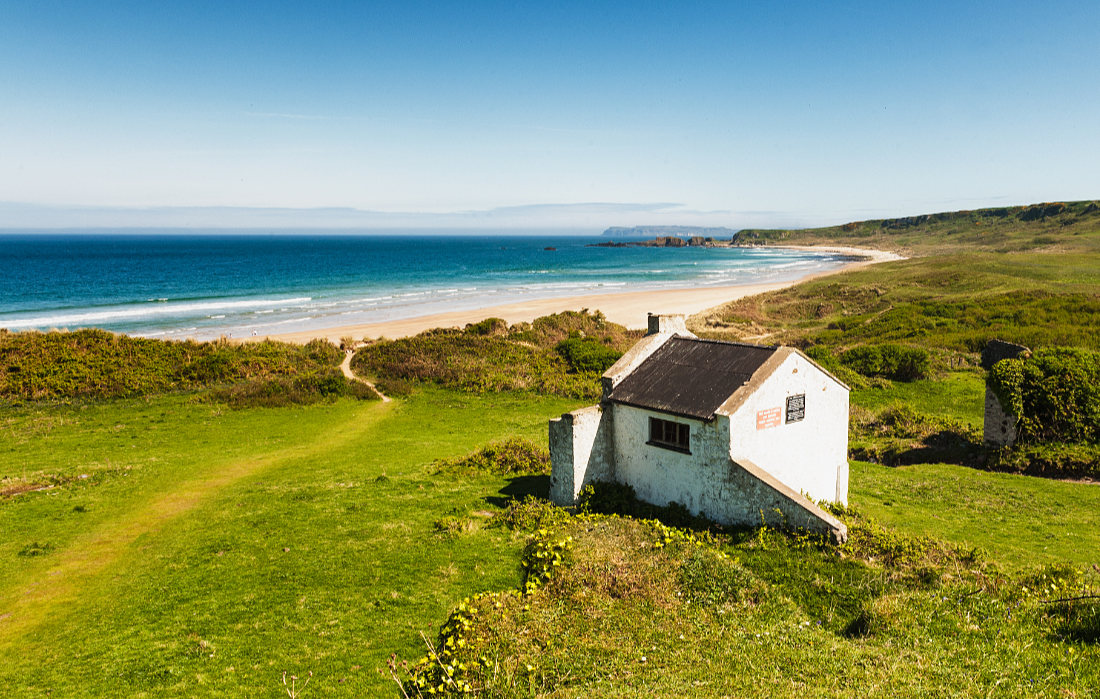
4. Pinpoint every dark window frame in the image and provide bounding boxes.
[647,416,691,454]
